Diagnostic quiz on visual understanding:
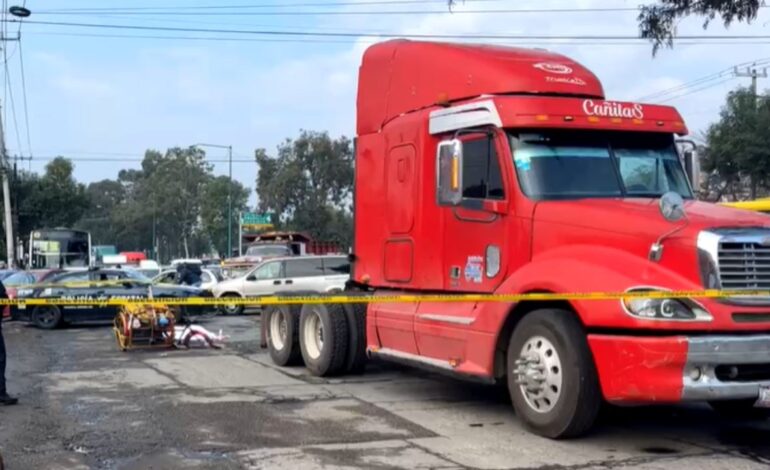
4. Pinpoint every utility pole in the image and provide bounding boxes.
[0,6,31,268]
[735,66,768,107]
[228,145,232,258]
[0,107,13,268]
[734,66,768,200]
